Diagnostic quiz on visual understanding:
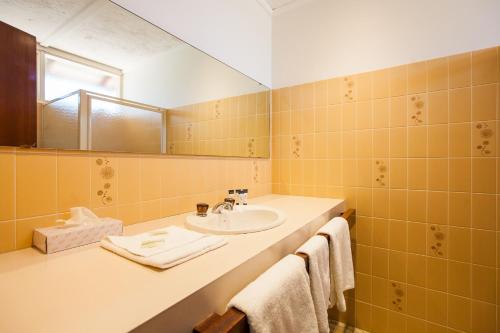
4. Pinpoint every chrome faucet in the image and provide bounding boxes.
[212,201,234,214]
